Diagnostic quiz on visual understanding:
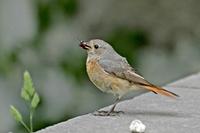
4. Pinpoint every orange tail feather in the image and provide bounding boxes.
[145,85,179,98]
